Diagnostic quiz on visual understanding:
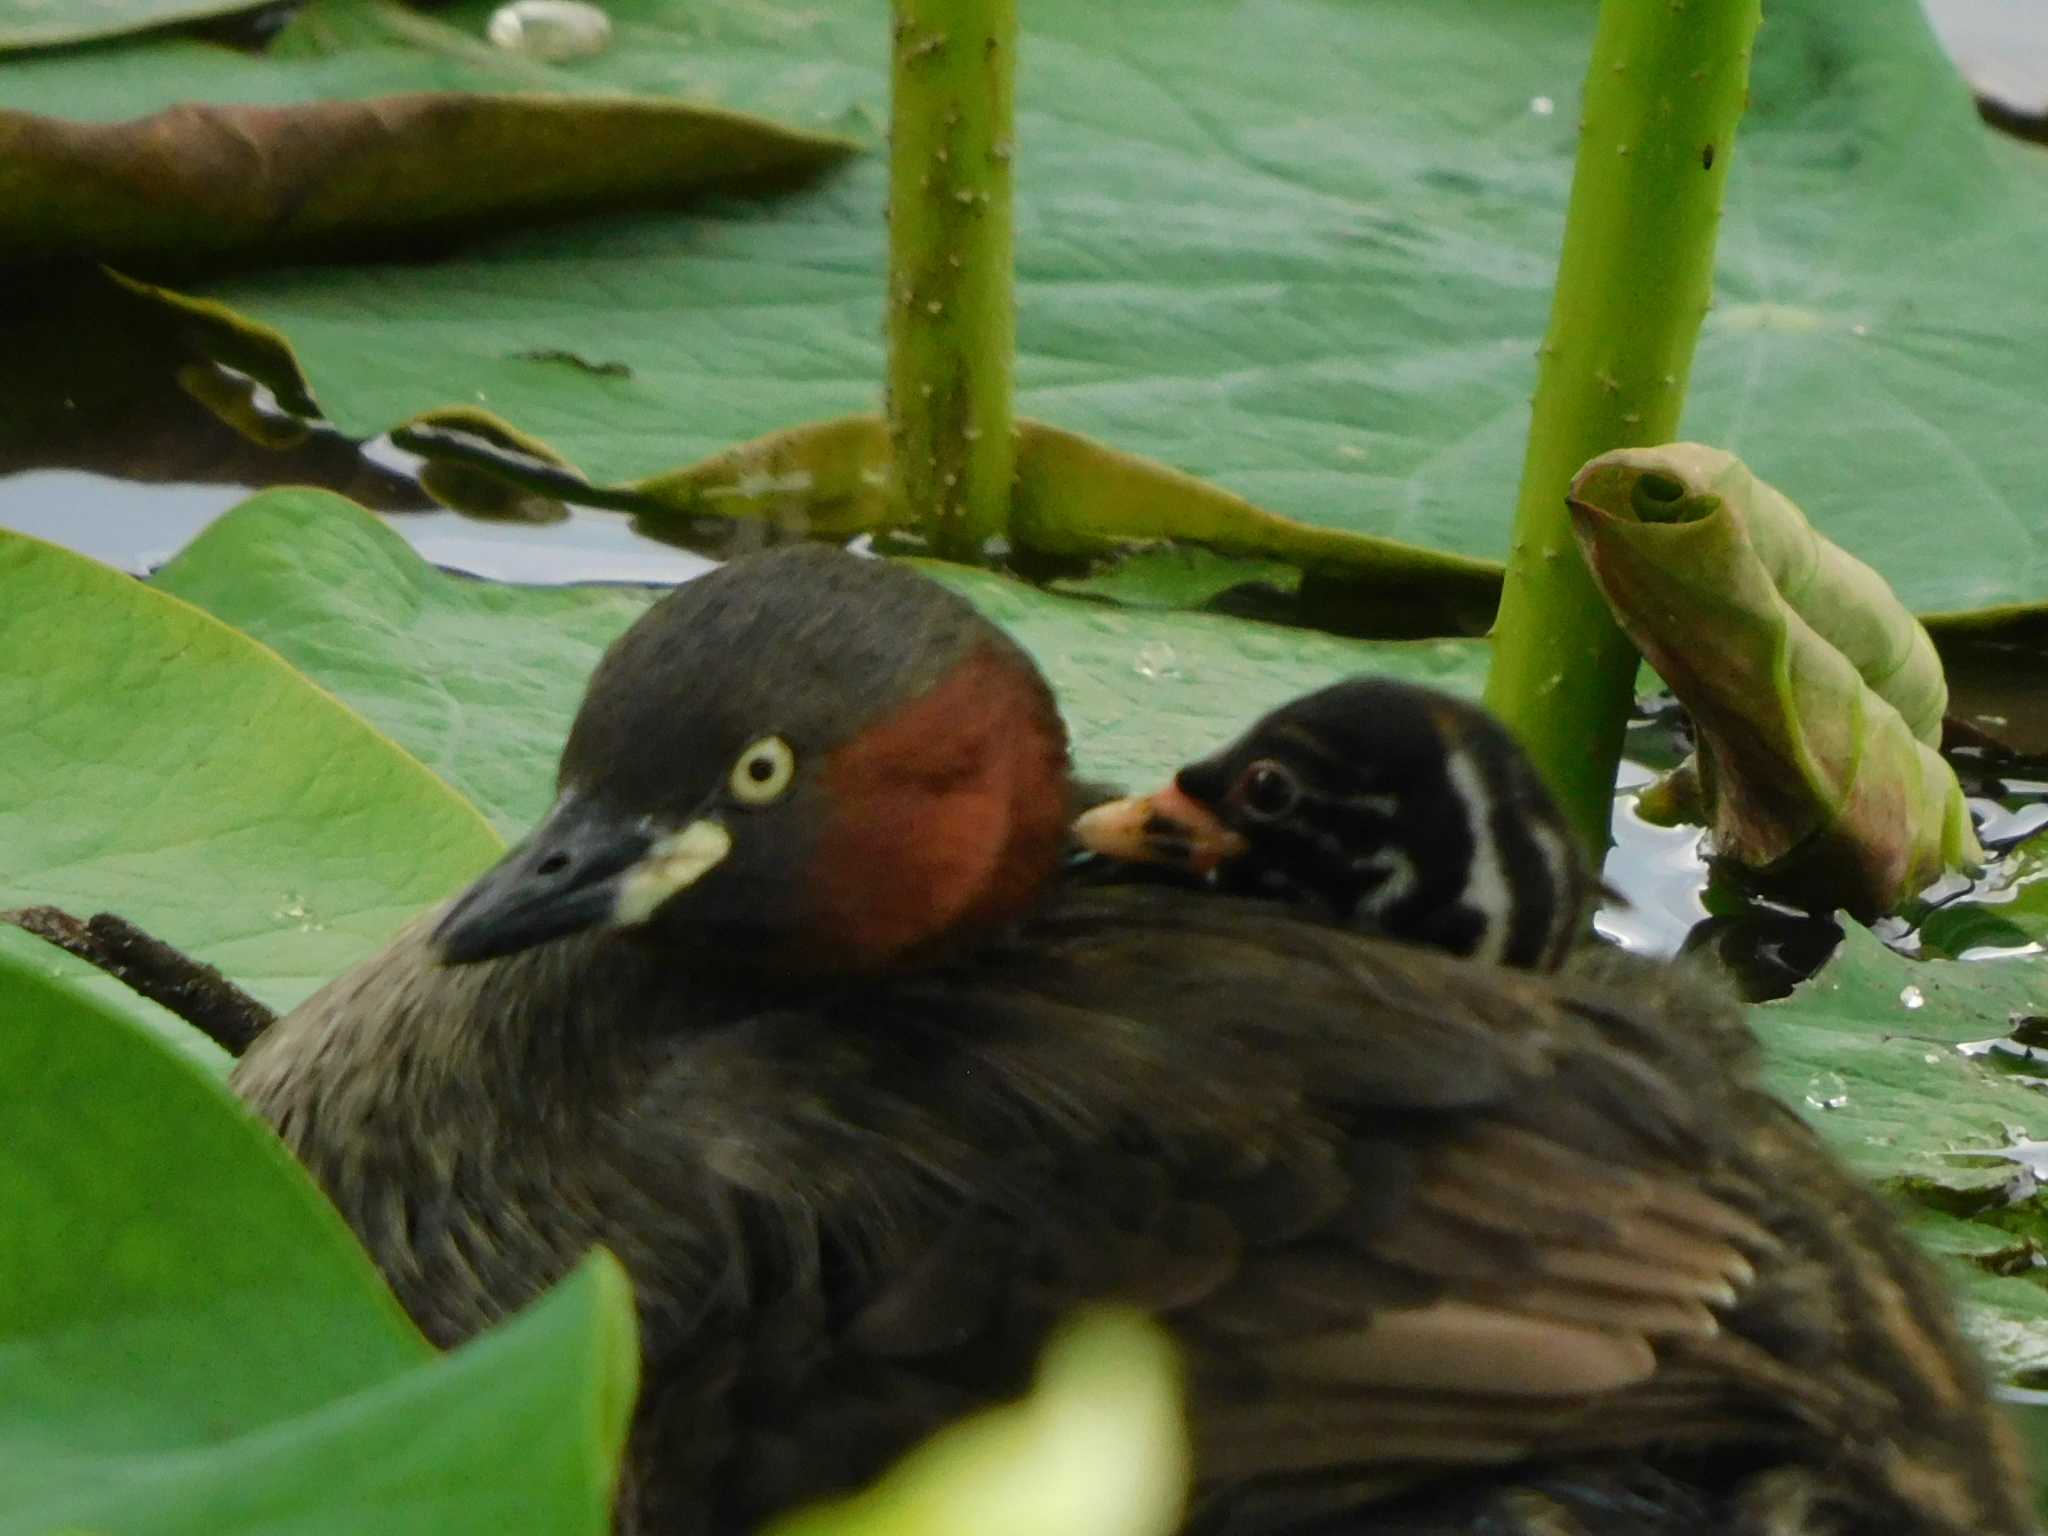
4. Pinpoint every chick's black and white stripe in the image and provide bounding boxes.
[1179,679,1591,970]
[1436,721,1587,970]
